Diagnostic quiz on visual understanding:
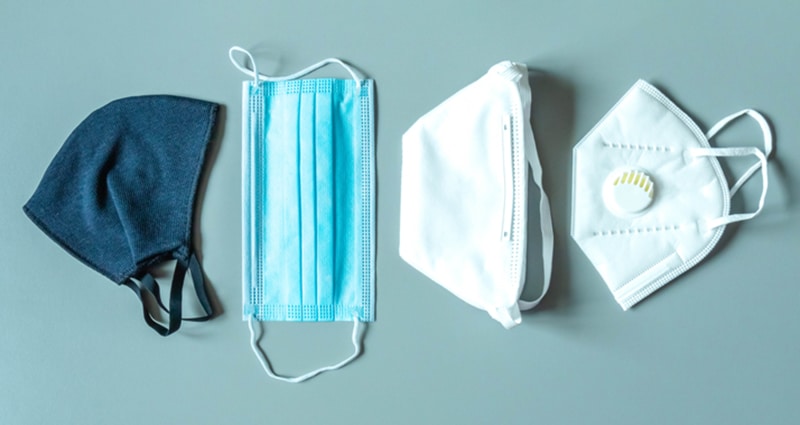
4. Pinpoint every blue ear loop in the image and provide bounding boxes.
[231,46,372,383]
